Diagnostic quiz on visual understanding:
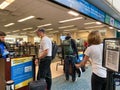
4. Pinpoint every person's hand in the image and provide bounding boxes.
[75,63,80,69]
[35,58,39,66]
